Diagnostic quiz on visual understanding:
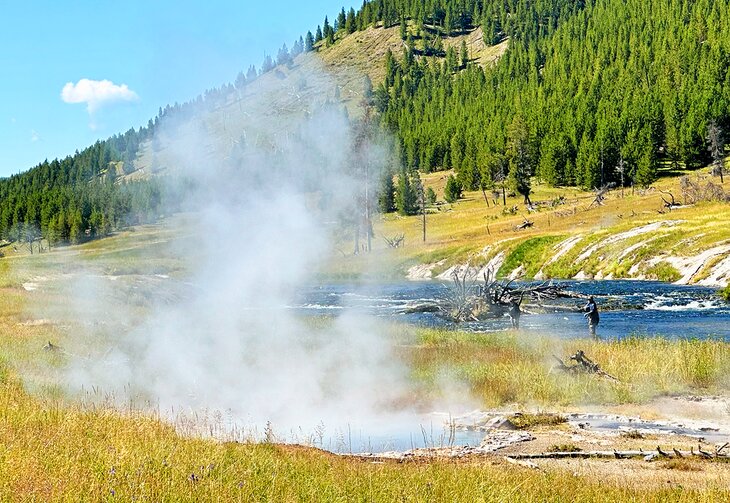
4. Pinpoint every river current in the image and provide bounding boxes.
[293,280,730,340]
